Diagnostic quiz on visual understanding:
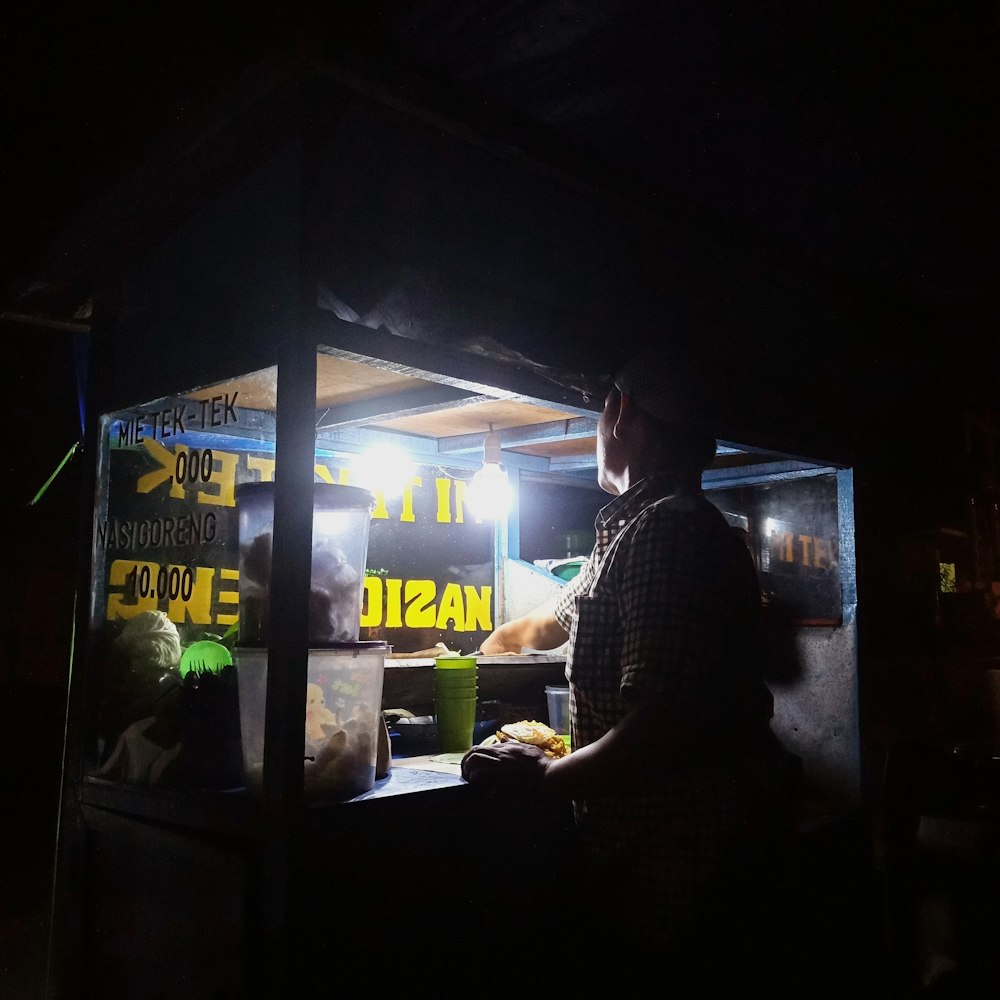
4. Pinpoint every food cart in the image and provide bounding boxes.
[48,60,861,997]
